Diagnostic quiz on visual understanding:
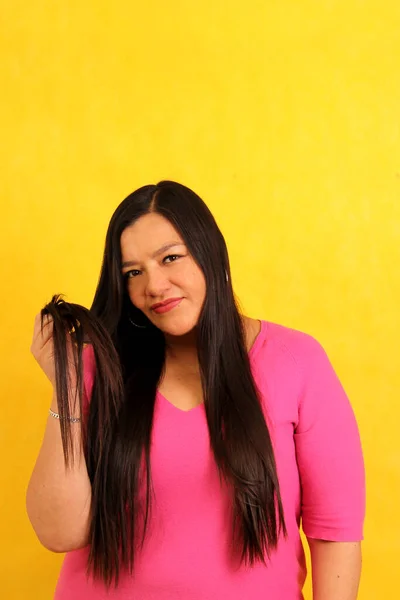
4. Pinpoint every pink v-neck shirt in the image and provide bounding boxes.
[54,320,365,599]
